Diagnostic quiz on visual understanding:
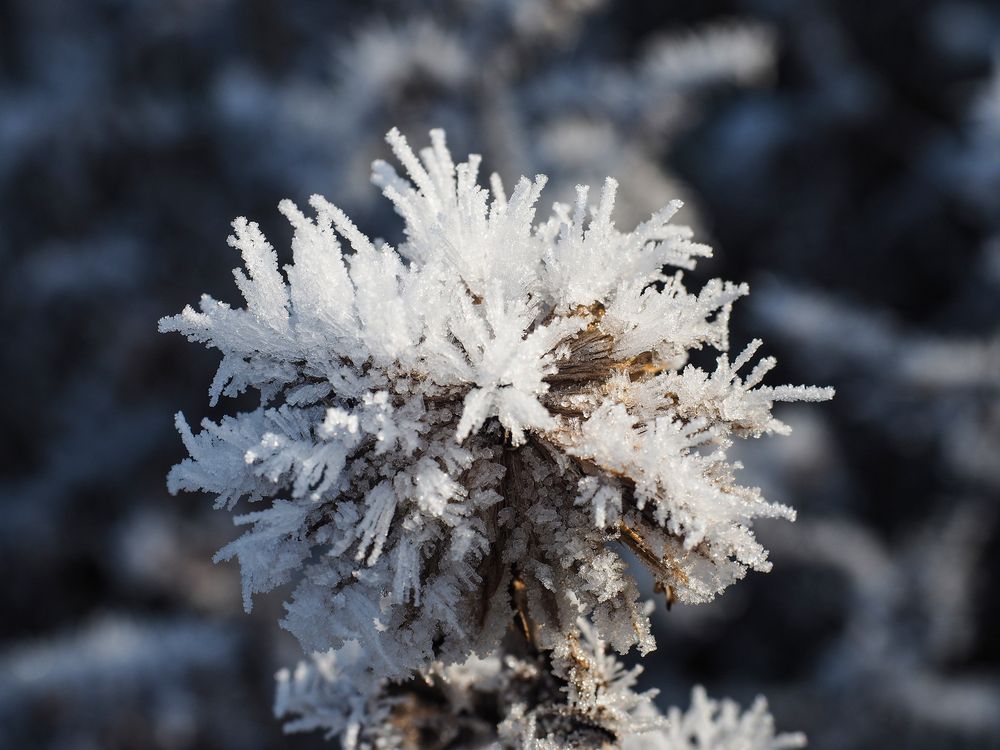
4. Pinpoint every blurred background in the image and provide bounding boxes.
[2,0,999,748]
